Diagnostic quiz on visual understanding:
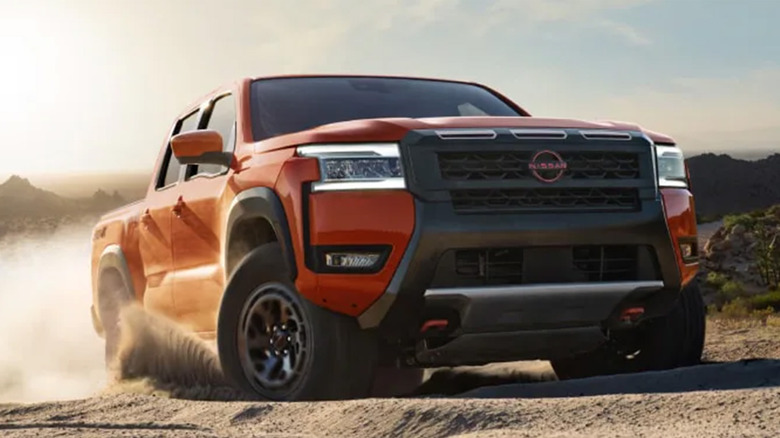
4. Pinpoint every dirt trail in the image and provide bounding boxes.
[1,314,779,437]
[1,362,779,437]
